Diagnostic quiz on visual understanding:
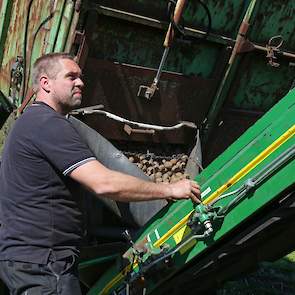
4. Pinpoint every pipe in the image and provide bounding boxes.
[75,108,197,131]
